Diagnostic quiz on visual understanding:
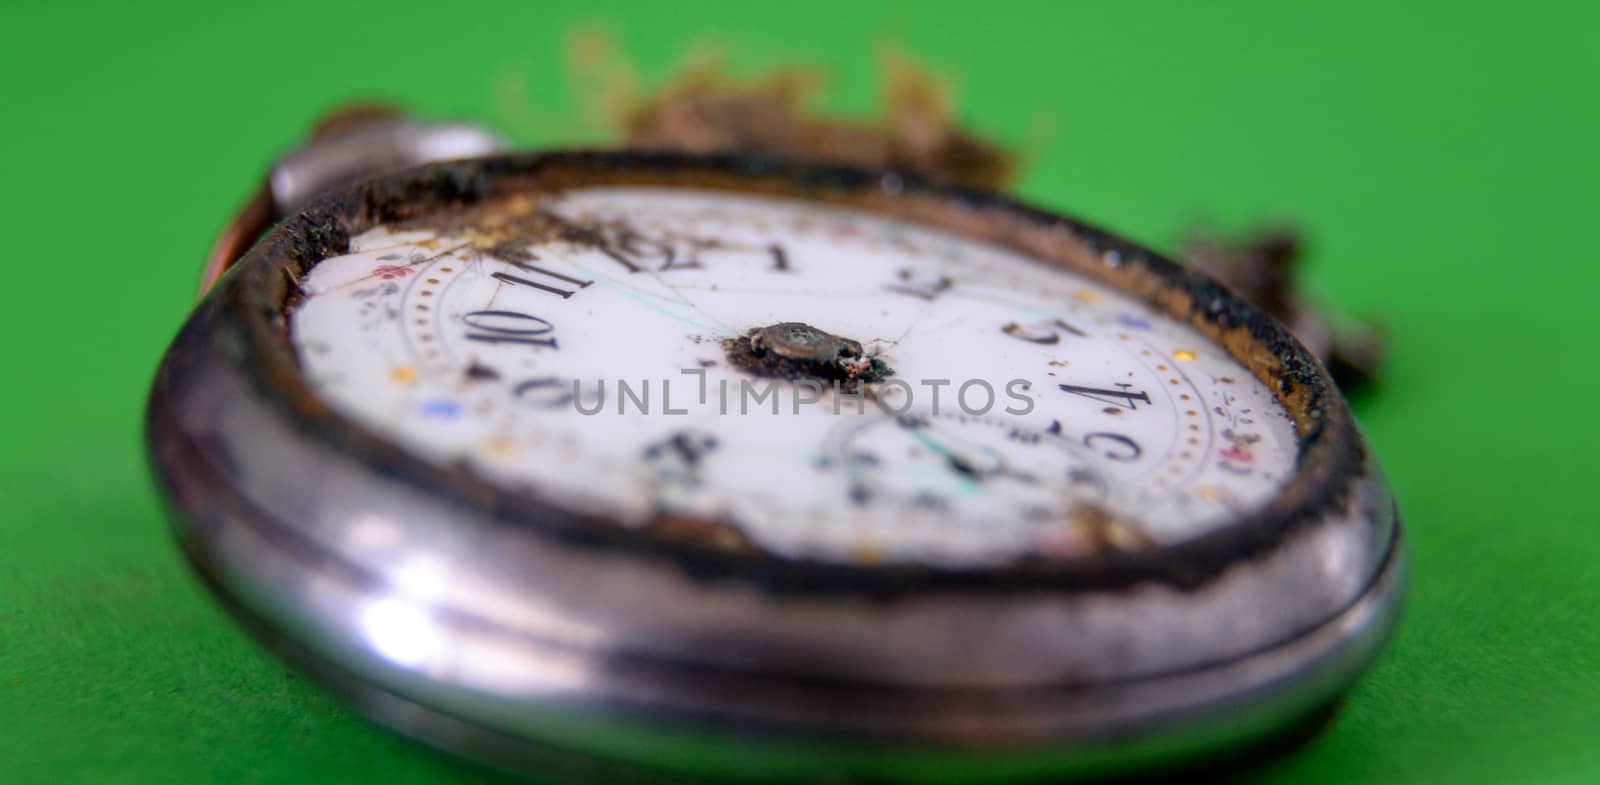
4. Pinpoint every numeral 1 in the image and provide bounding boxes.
[768,244,790,271]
